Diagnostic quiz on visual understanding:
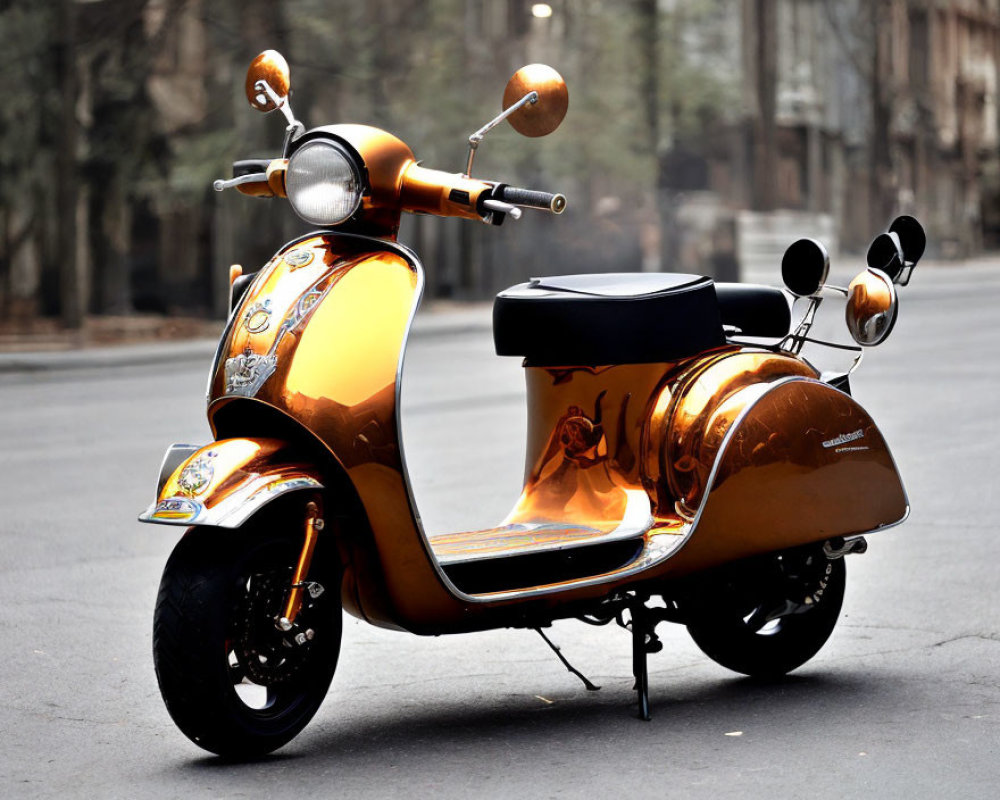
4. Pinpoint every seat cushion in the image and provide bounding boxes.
[493,273,724,365]
[714,283,791,337]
